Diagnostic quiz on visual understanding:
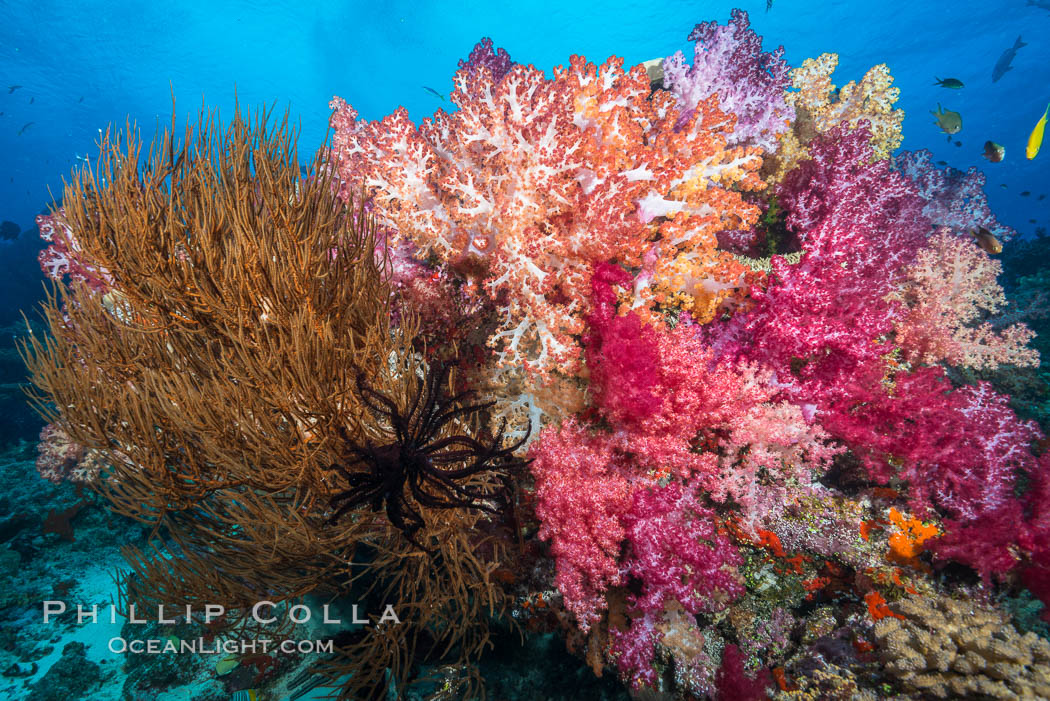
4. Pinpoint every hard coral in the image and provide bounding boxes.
[874,594,1050,699]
